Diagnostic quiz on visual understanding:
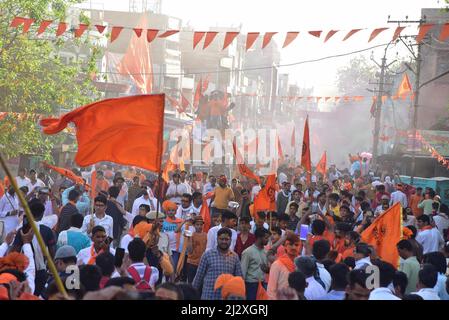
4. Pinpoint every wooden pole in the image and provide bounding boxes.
[0,153,68,298]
